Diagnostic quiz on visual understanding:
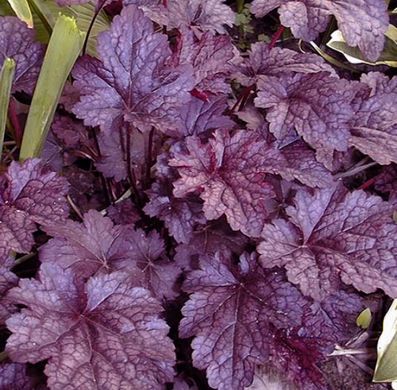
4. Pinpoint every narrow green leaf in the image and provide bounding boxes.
[0,58,16,159]
[19,14,85,160]
[7,0,33,27]
[374,300,397,382]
